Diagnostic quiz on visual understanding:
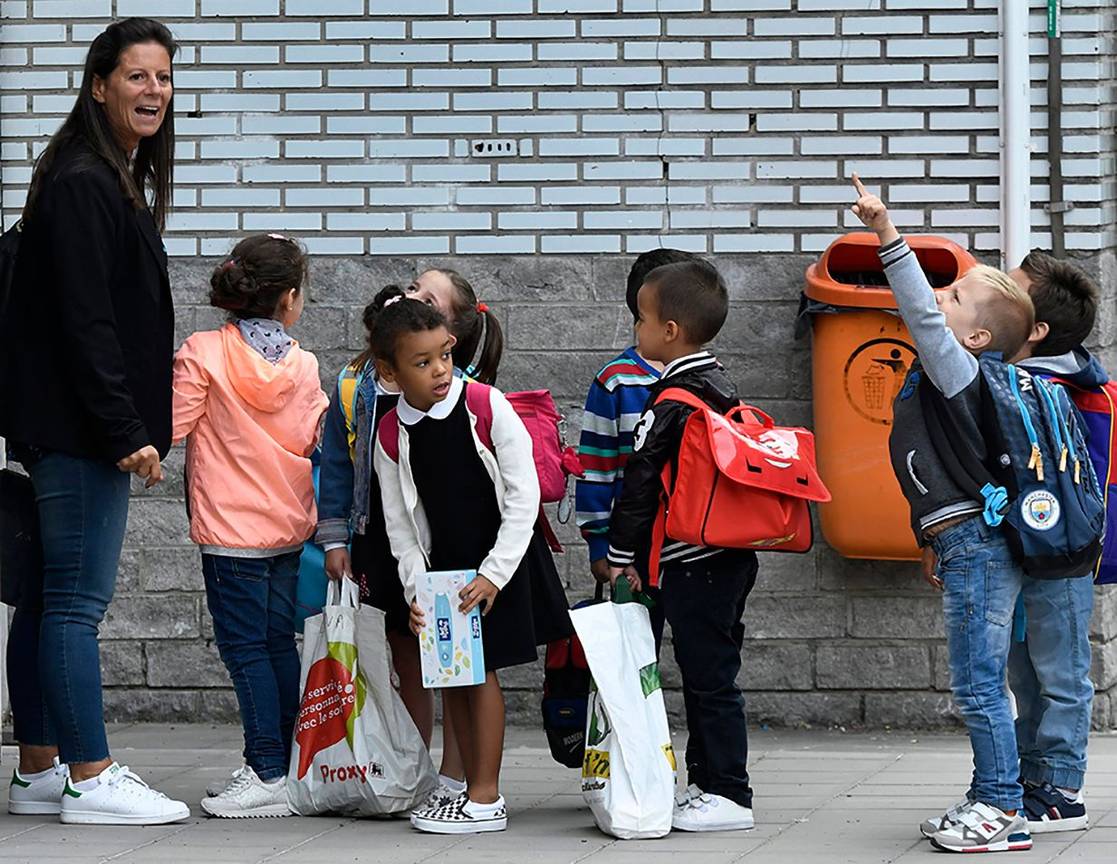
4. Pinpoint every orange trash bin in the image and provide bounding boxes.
[803,232,978,560]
